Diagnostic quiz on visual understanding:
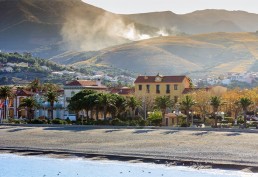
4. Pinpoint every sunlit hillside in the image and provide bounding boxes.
[72,32,258,75]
